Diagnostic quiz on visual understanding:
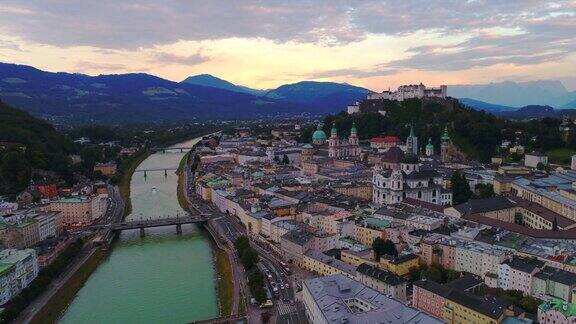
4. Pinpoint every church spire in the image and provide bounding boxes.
[350,121,357,137]
[331,122,337,138]
[441,126,451,144]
